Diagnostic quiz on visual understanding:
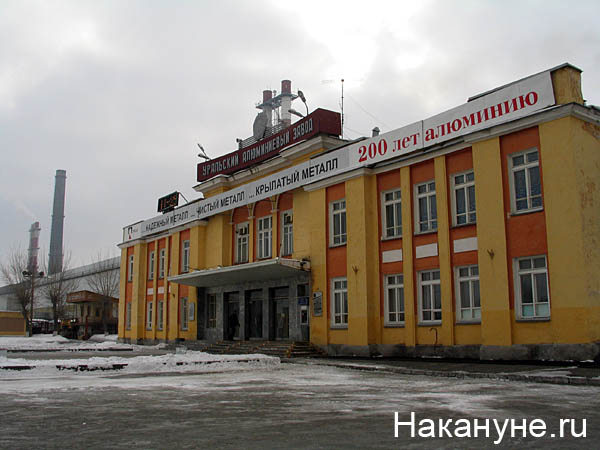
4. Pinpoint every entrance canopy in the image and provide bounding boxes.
[168,258,310,288]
